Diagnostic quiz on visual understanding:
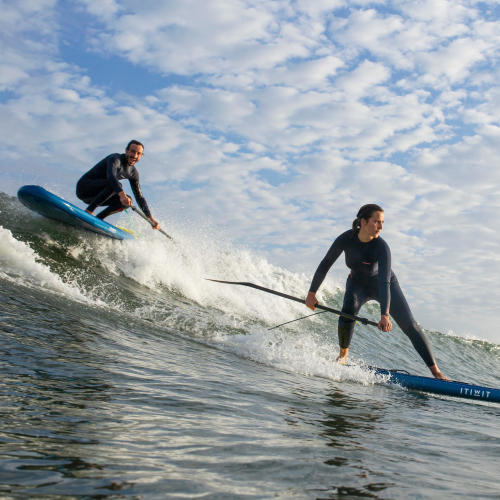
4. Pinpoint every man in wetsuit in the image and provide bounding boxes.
[305,203,447,380]
[76,140,160,229]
